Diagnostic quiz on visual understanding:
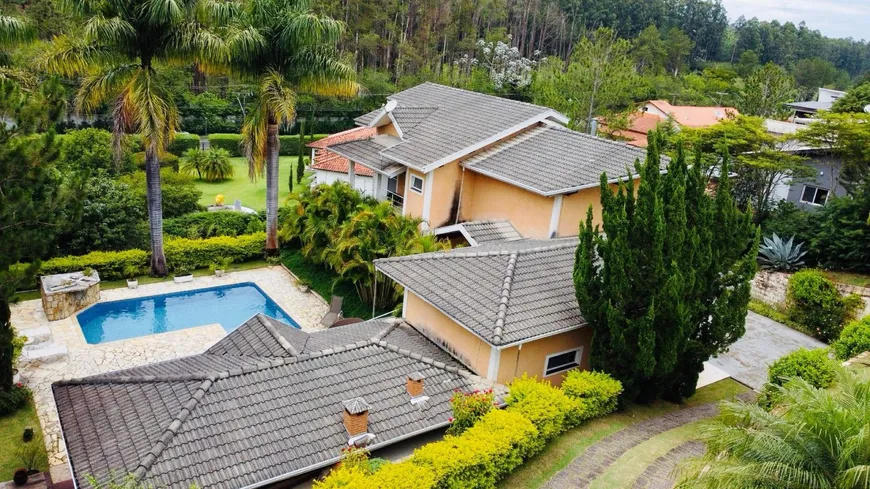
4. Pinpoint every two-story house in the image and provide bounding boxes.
[322,83,664,239]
